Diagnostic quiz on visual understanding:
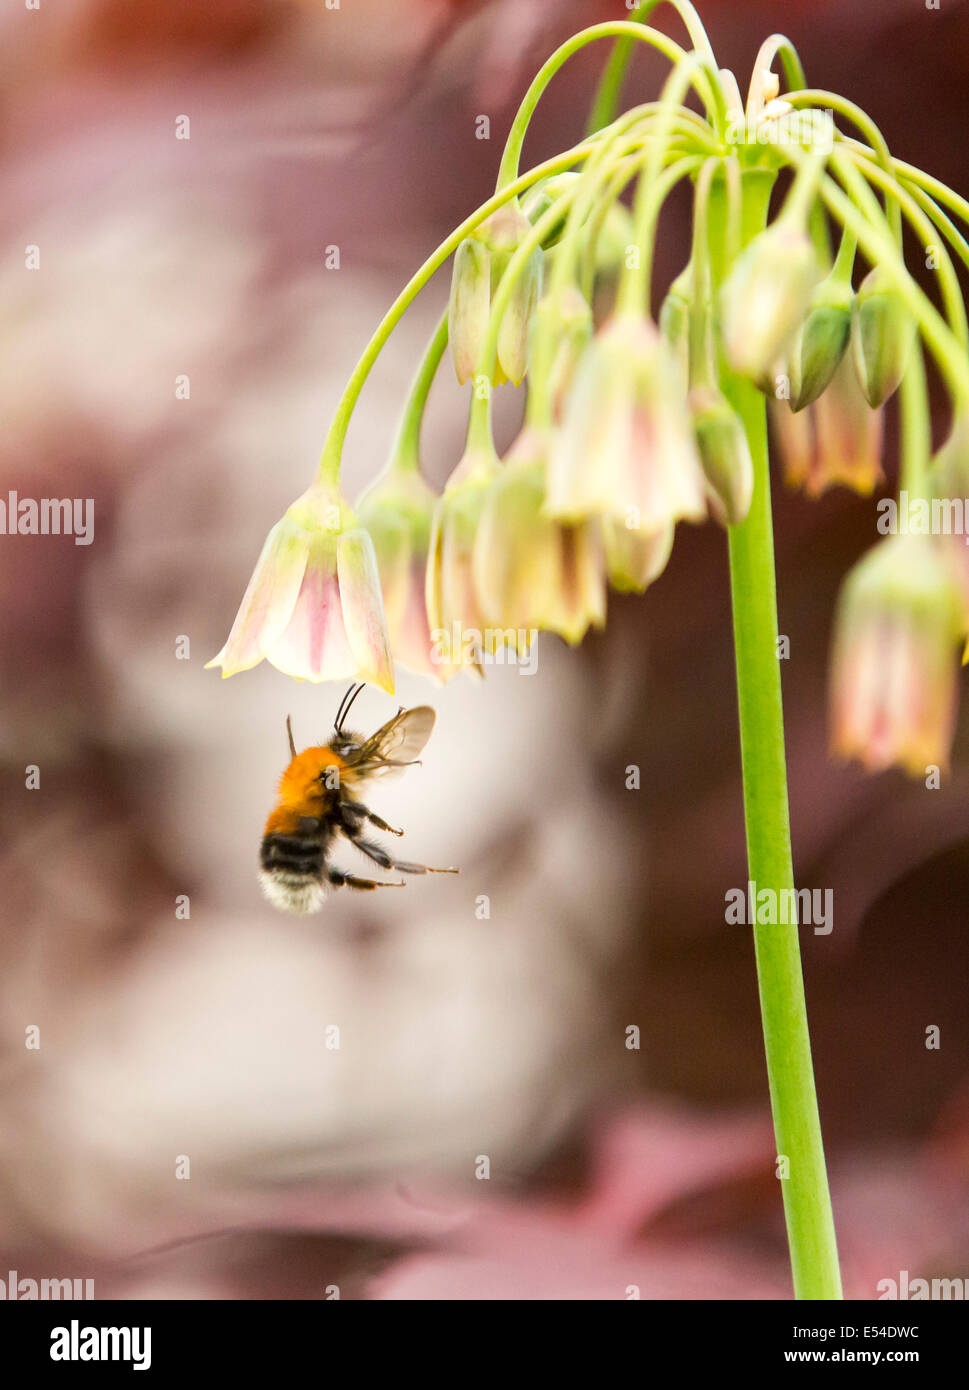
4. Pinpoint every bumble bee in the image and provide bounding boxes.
[259,683,458,914]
